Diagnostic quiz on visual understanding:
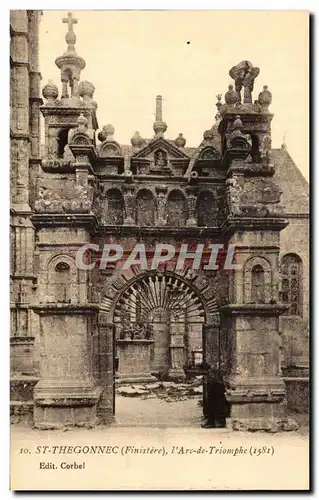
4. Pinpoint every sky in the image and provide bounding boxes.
[39,10,309,180]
